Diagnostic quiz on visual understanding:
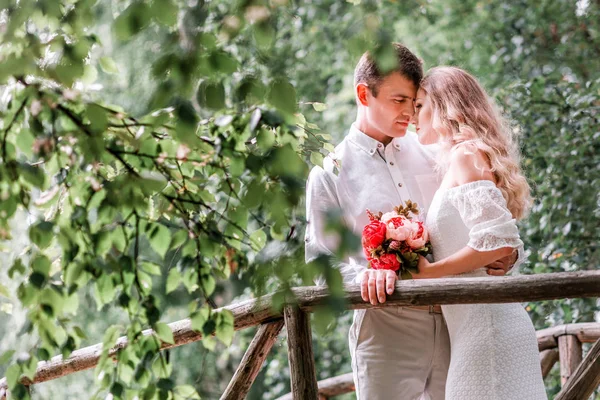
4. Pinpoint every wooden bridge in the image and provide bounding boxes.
[1,270,599,400]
